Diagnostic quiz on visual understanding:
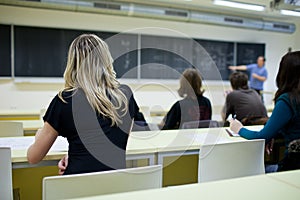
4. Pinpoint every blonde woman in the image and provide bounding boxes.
[27,34,138,174]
